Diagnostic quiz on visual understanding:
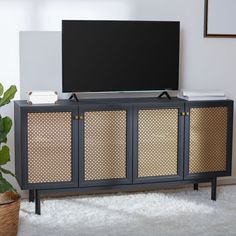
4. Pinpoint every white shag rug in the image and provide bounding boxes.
[18,185,236,236]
